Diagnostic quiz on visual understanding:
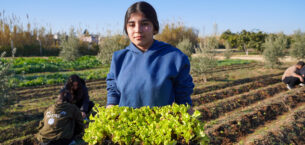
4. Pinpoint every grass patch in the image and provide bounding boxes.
[217,59,254,66]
